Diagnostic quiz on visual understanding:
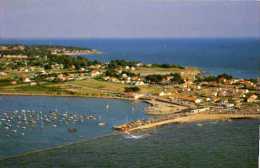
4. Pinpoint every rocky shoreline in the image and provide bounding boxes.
[113,112,260,132]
